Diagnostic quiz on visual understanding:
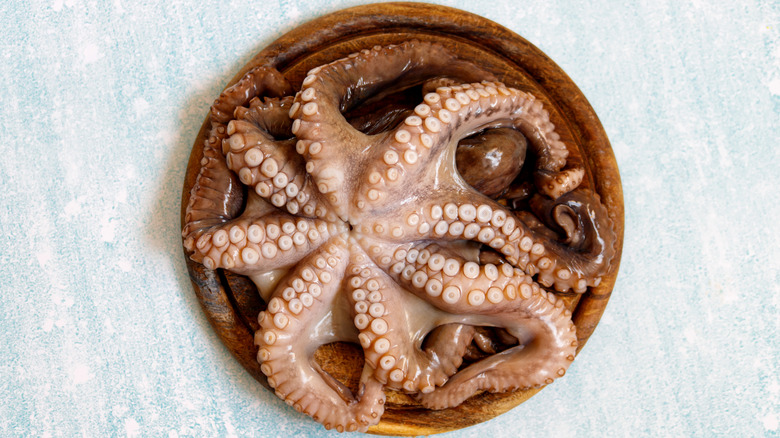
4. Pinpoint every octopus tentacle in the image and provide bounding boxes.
[288,63,373,219]
[234,96,295,138]
[255,237,386,433]
[292,40,497,151]
[346,76,497,136]
[421,323,476,380]
[182,124,241,244]
[418,292,577,410]
[184,67,302,245]
[225,117,336,220]
[523,190,617,289]
[358,235,577,408]
[354,81,576,215]
[362,238,538,314]
[211,66,294,124]
[345,245,471,393]
[371,193,610,292]
[185,194,345,274]
[290,40,499,219]
[535,167,585,200]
